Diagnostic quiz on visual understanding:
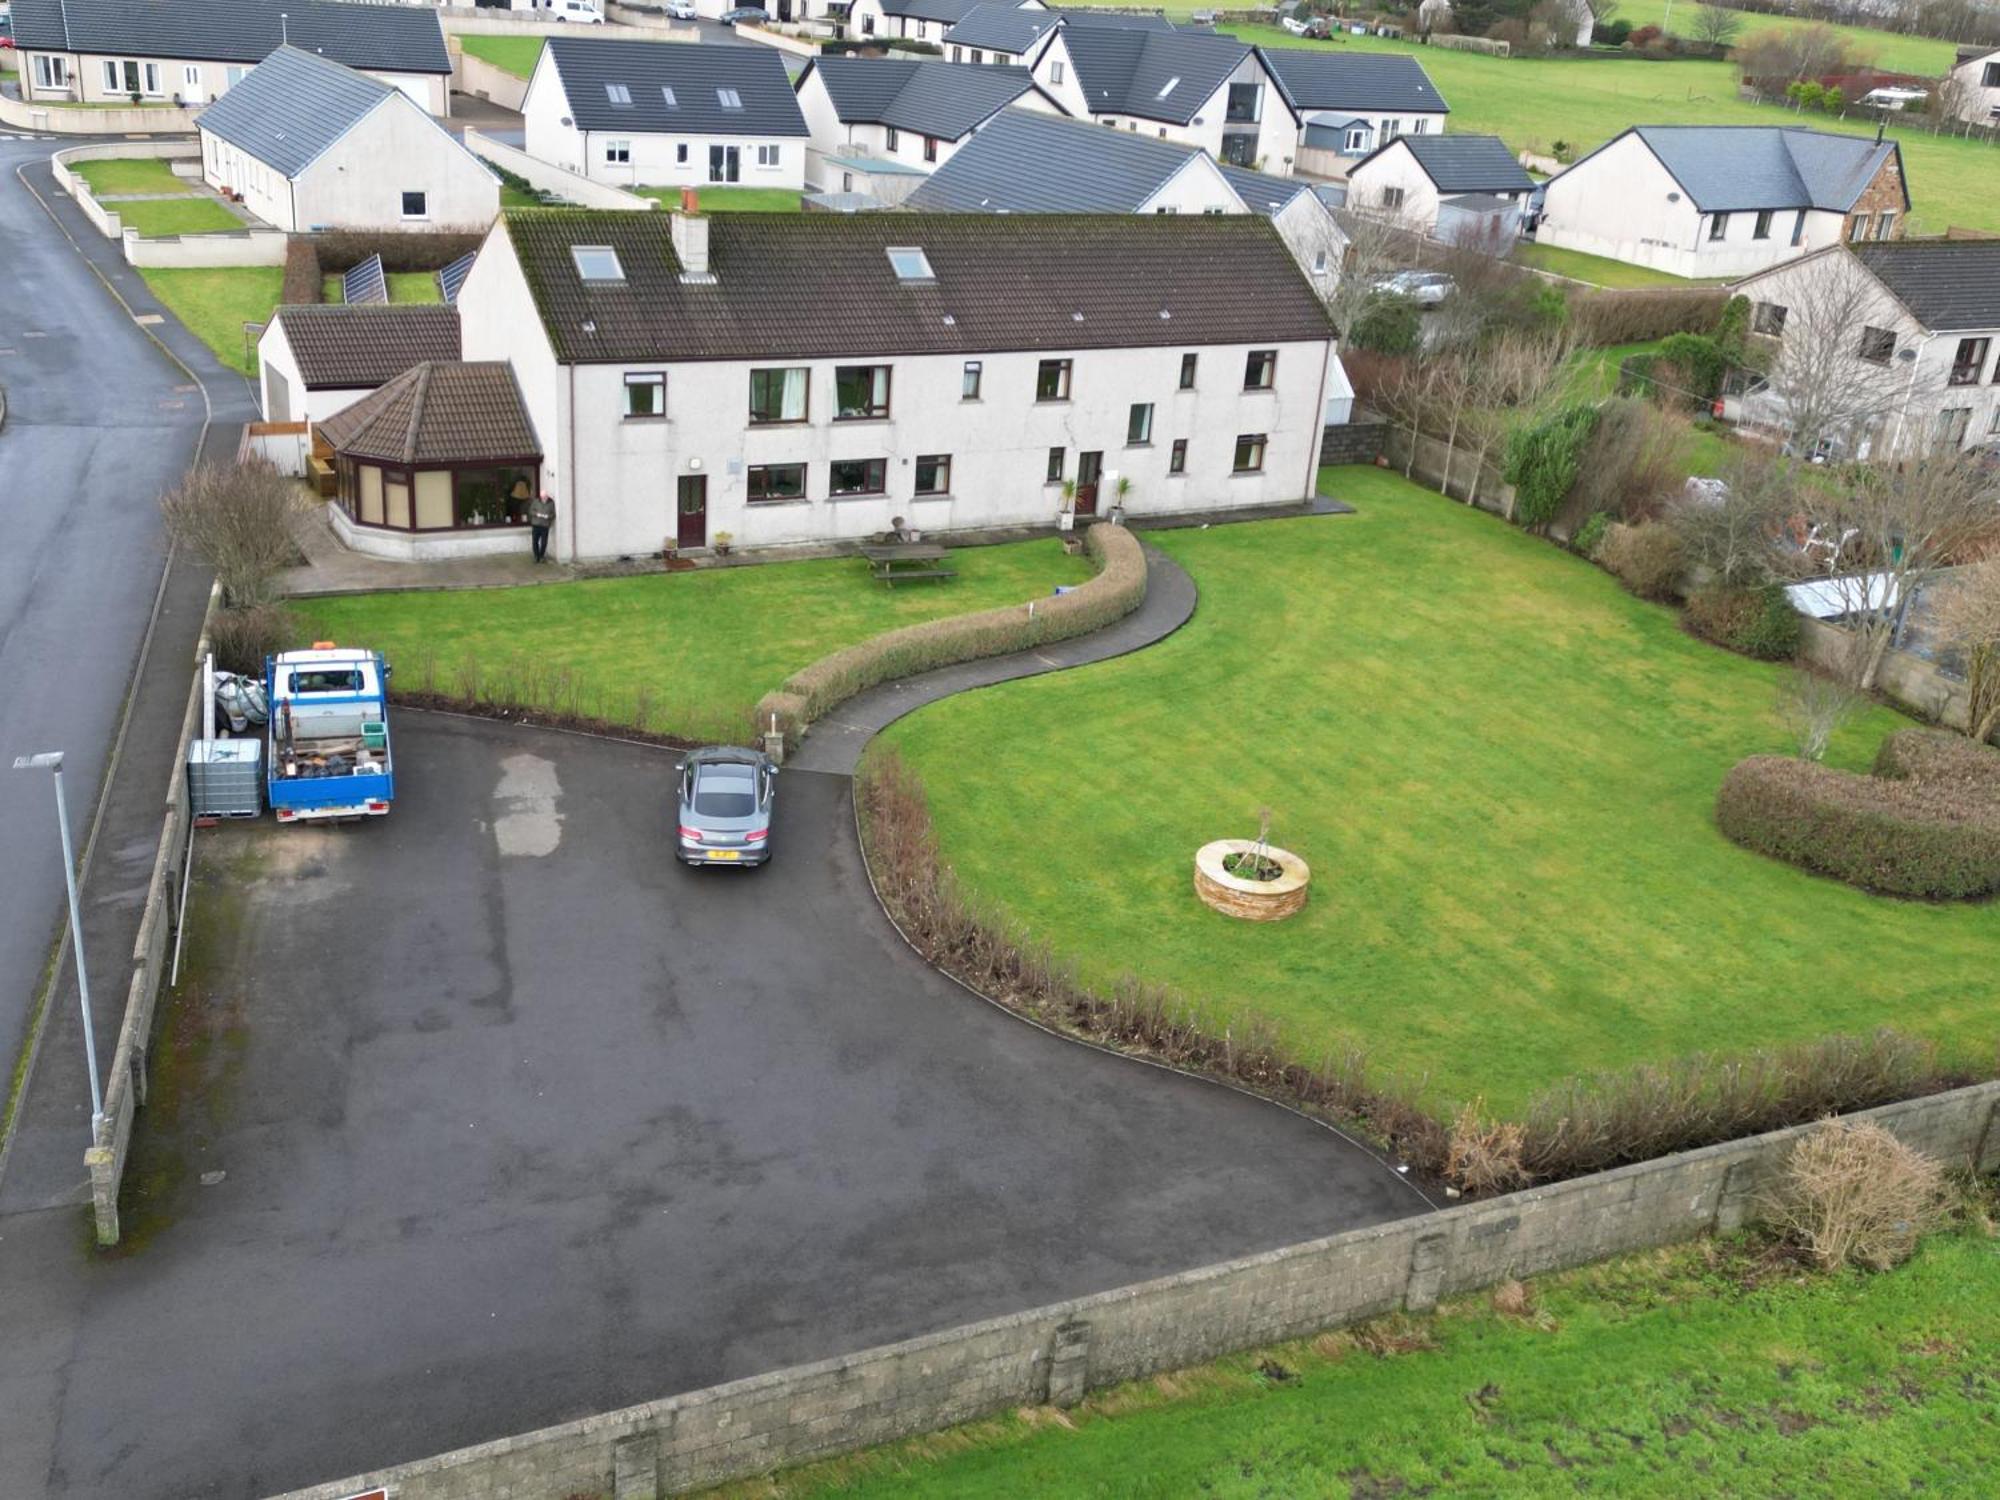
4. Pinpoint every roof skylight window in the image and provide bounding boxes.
[572,246,625,282]
[718,87,744,109]
[886,246,935,282]
[1157,76,1180,99]
[606,83,633,106]
[662,85,679,107]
